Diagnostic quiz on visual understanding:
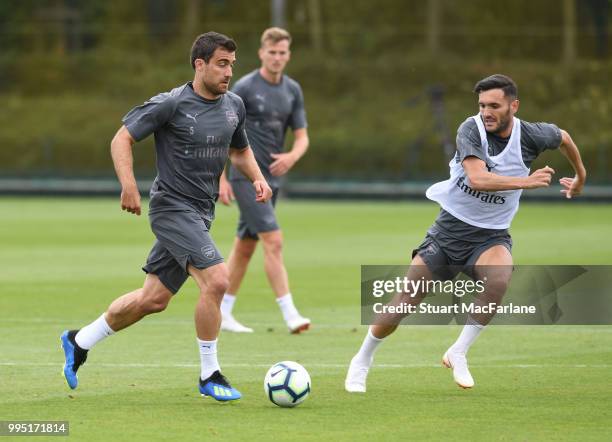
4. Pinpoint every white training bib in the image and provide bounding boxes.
[425,115,529,229]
